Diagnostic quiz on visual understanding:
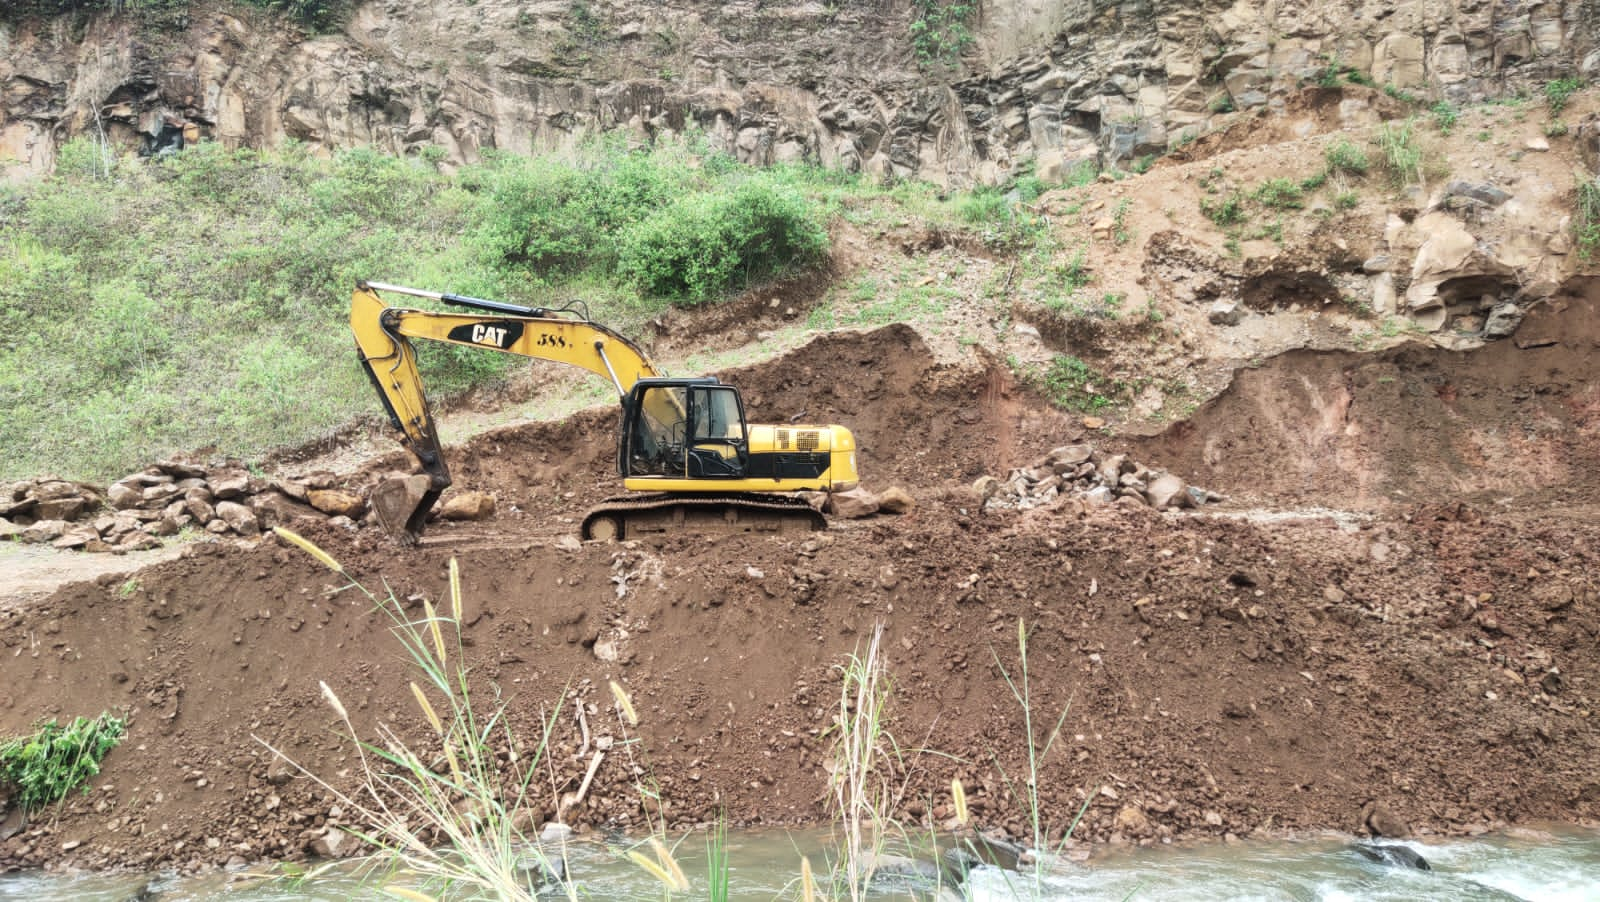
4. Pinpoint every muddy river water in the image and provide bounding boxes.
[2,826,1596,900]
